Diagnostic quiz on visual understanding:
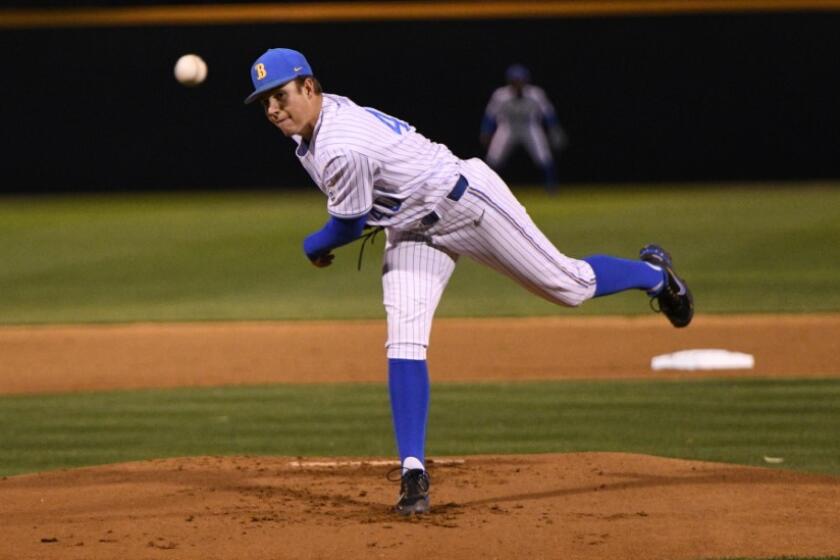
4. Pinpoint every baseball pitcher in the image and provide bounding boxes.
[245,49,693,516]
